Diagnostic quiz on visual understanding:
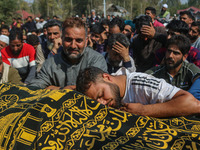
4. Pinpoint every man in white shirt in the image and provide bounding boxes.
[76,67,200,118]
